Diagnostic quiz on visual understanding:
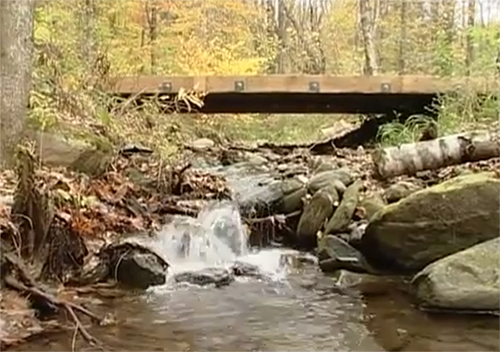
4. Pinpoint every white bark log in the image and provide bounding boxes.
[372,131,500,179]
